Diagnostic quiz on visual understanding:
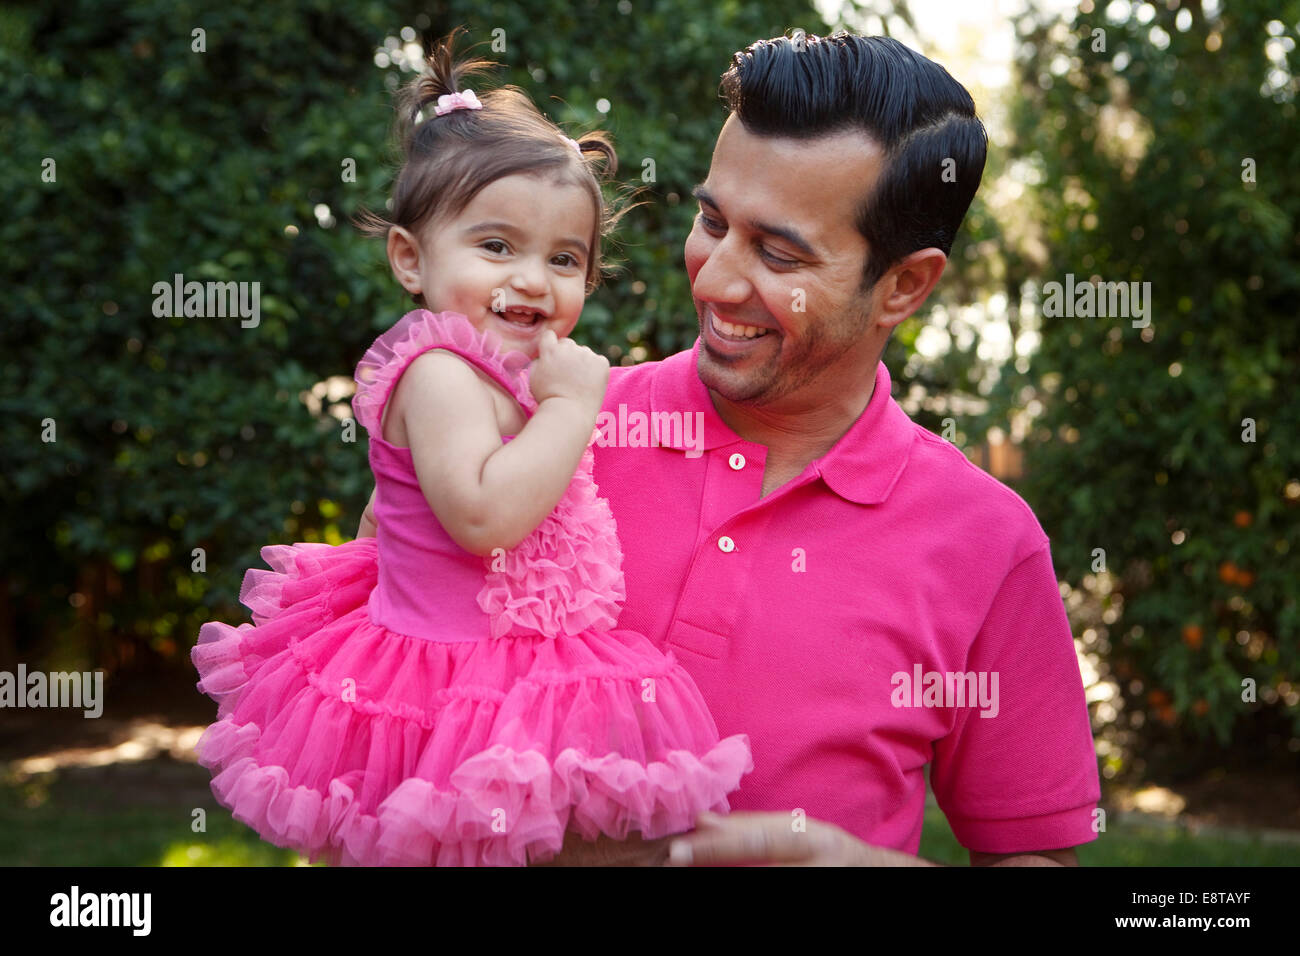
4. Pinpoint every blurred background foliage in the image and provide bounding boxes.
[985,0,1300,776]
[0,0,1296,782]
[0,0,820,680]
